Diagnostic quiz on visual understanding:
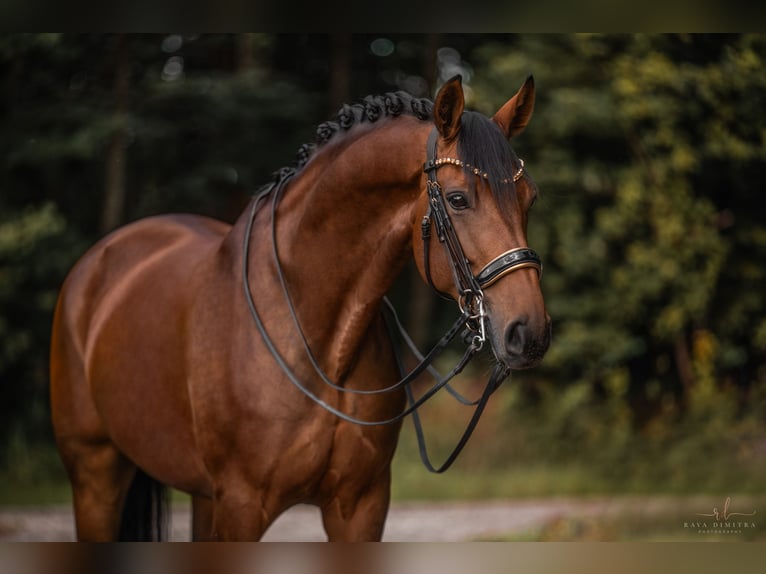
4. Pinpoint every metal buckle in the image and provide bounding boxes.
[459,290,487,352]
